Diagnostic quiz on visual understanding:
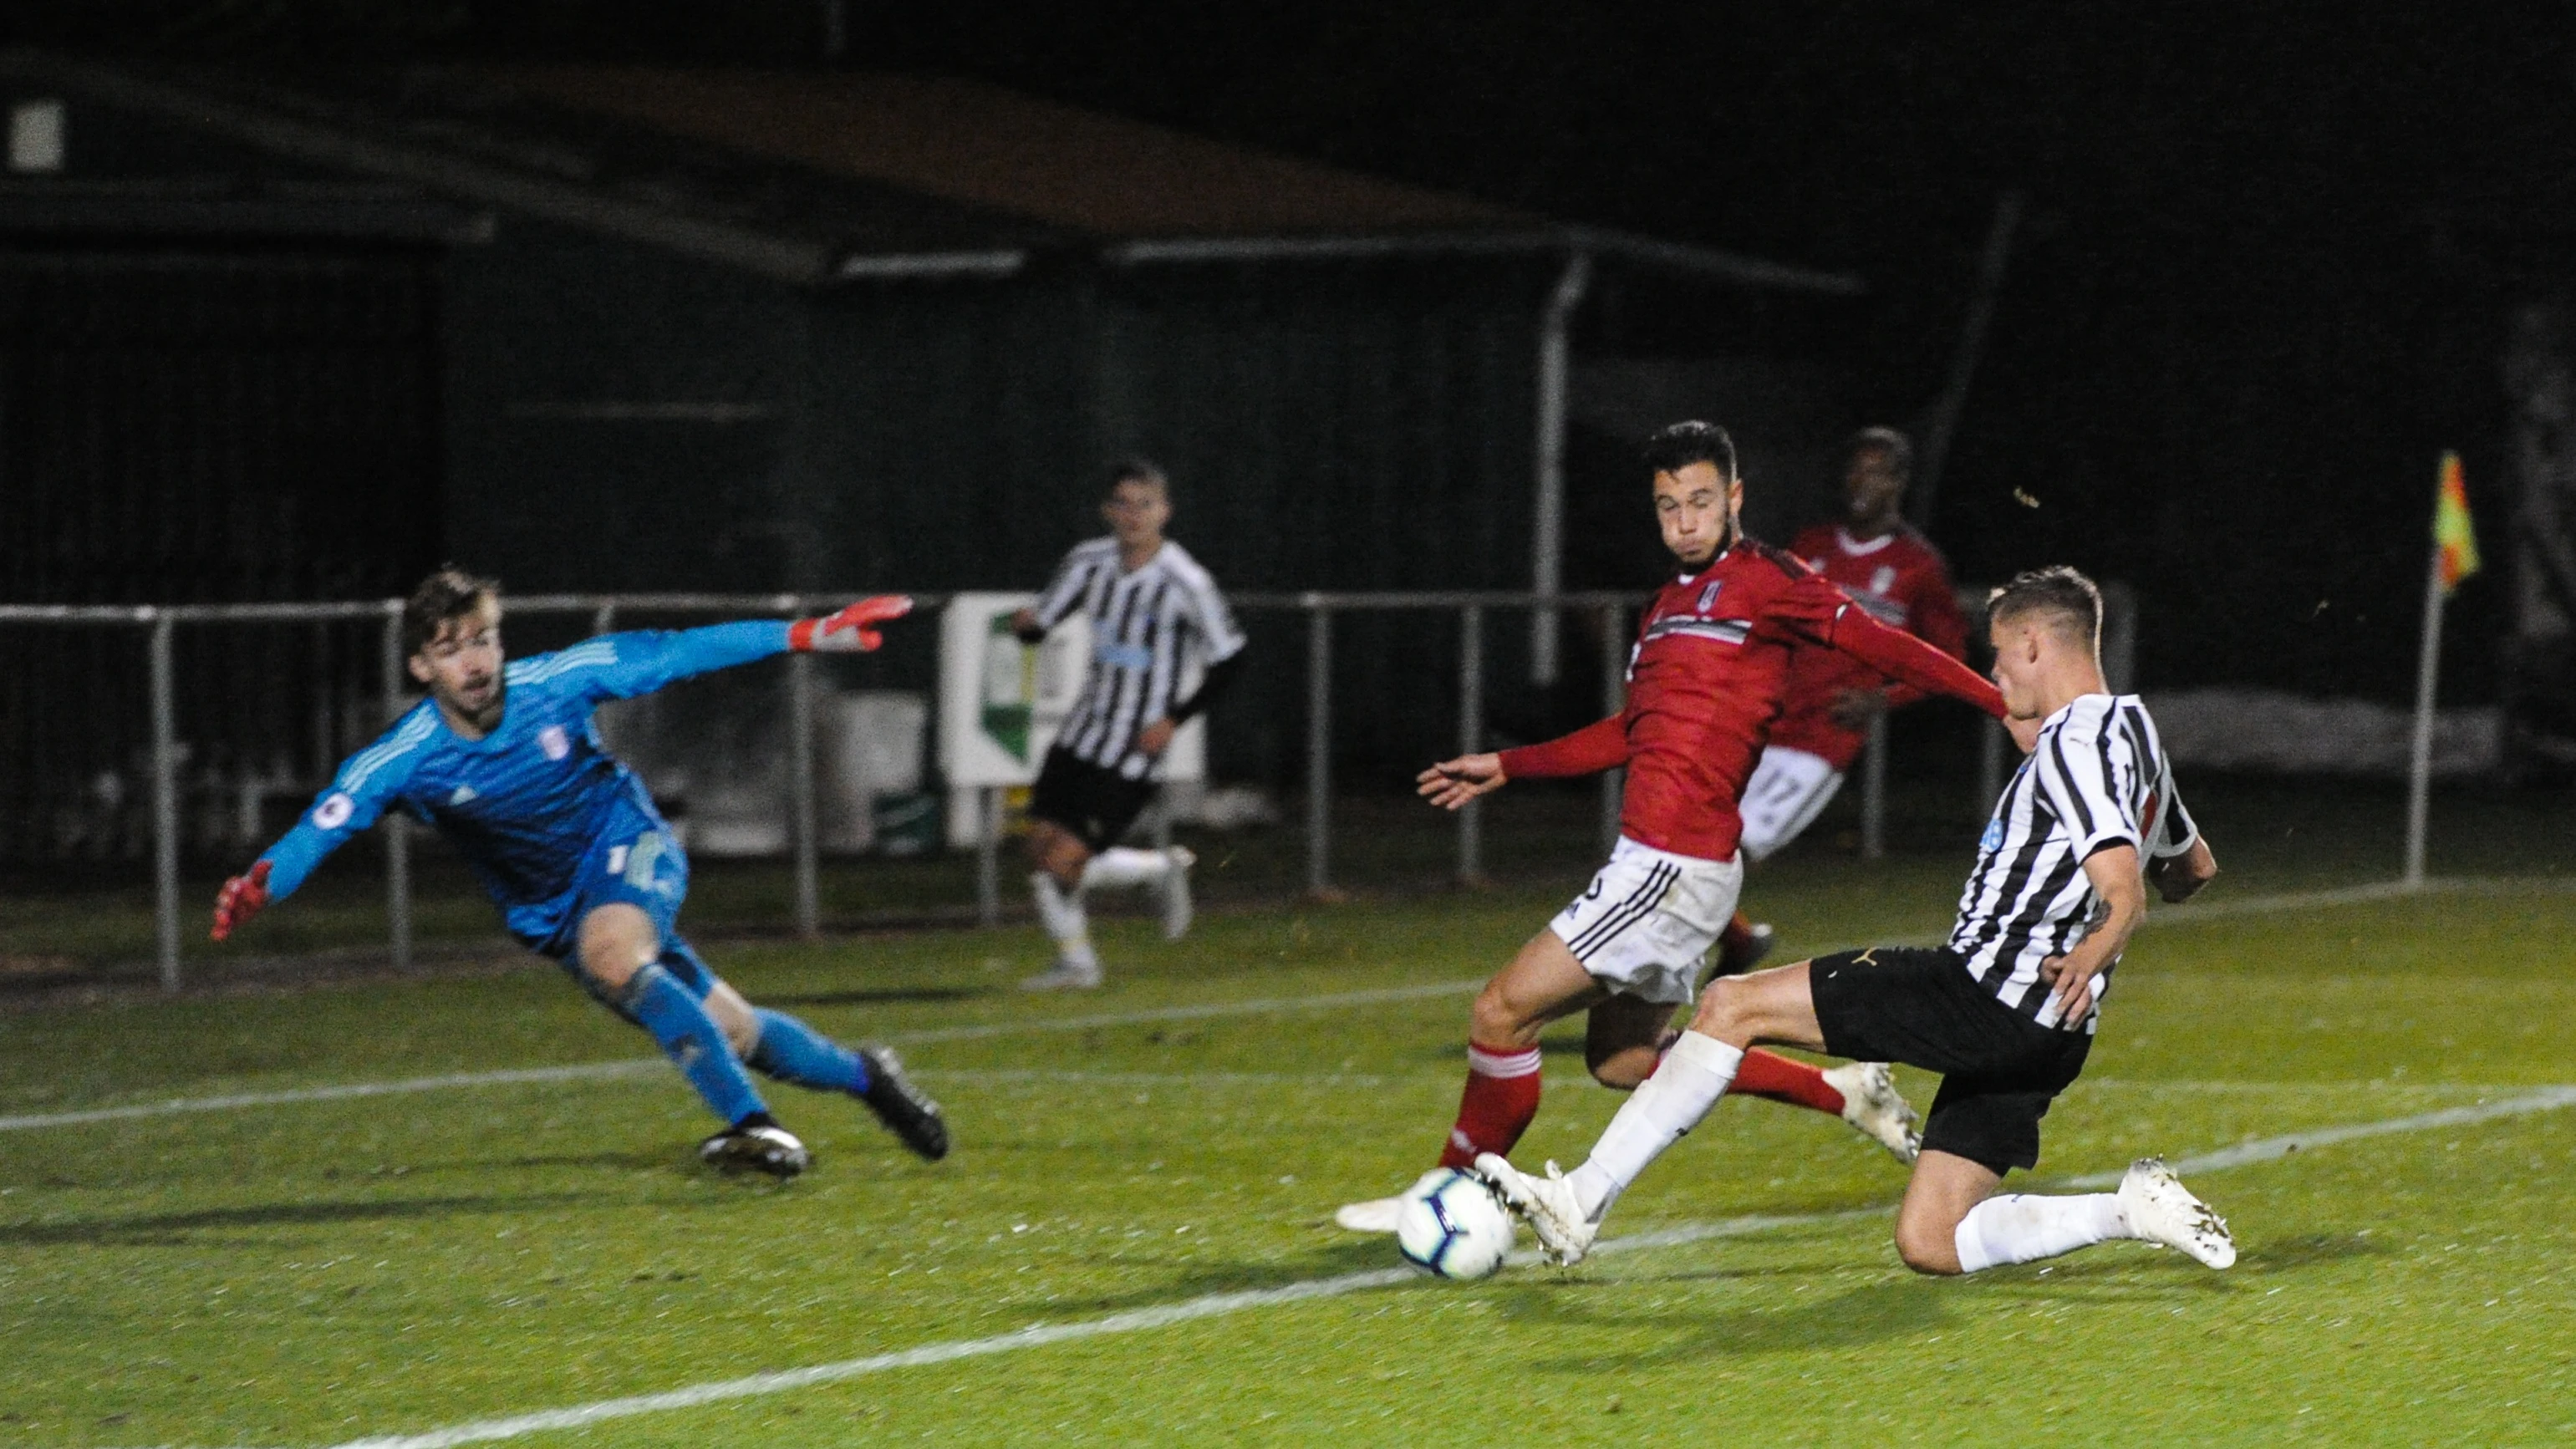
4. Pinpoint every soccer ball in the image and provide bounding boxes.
[1395,1167,1517,1280]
